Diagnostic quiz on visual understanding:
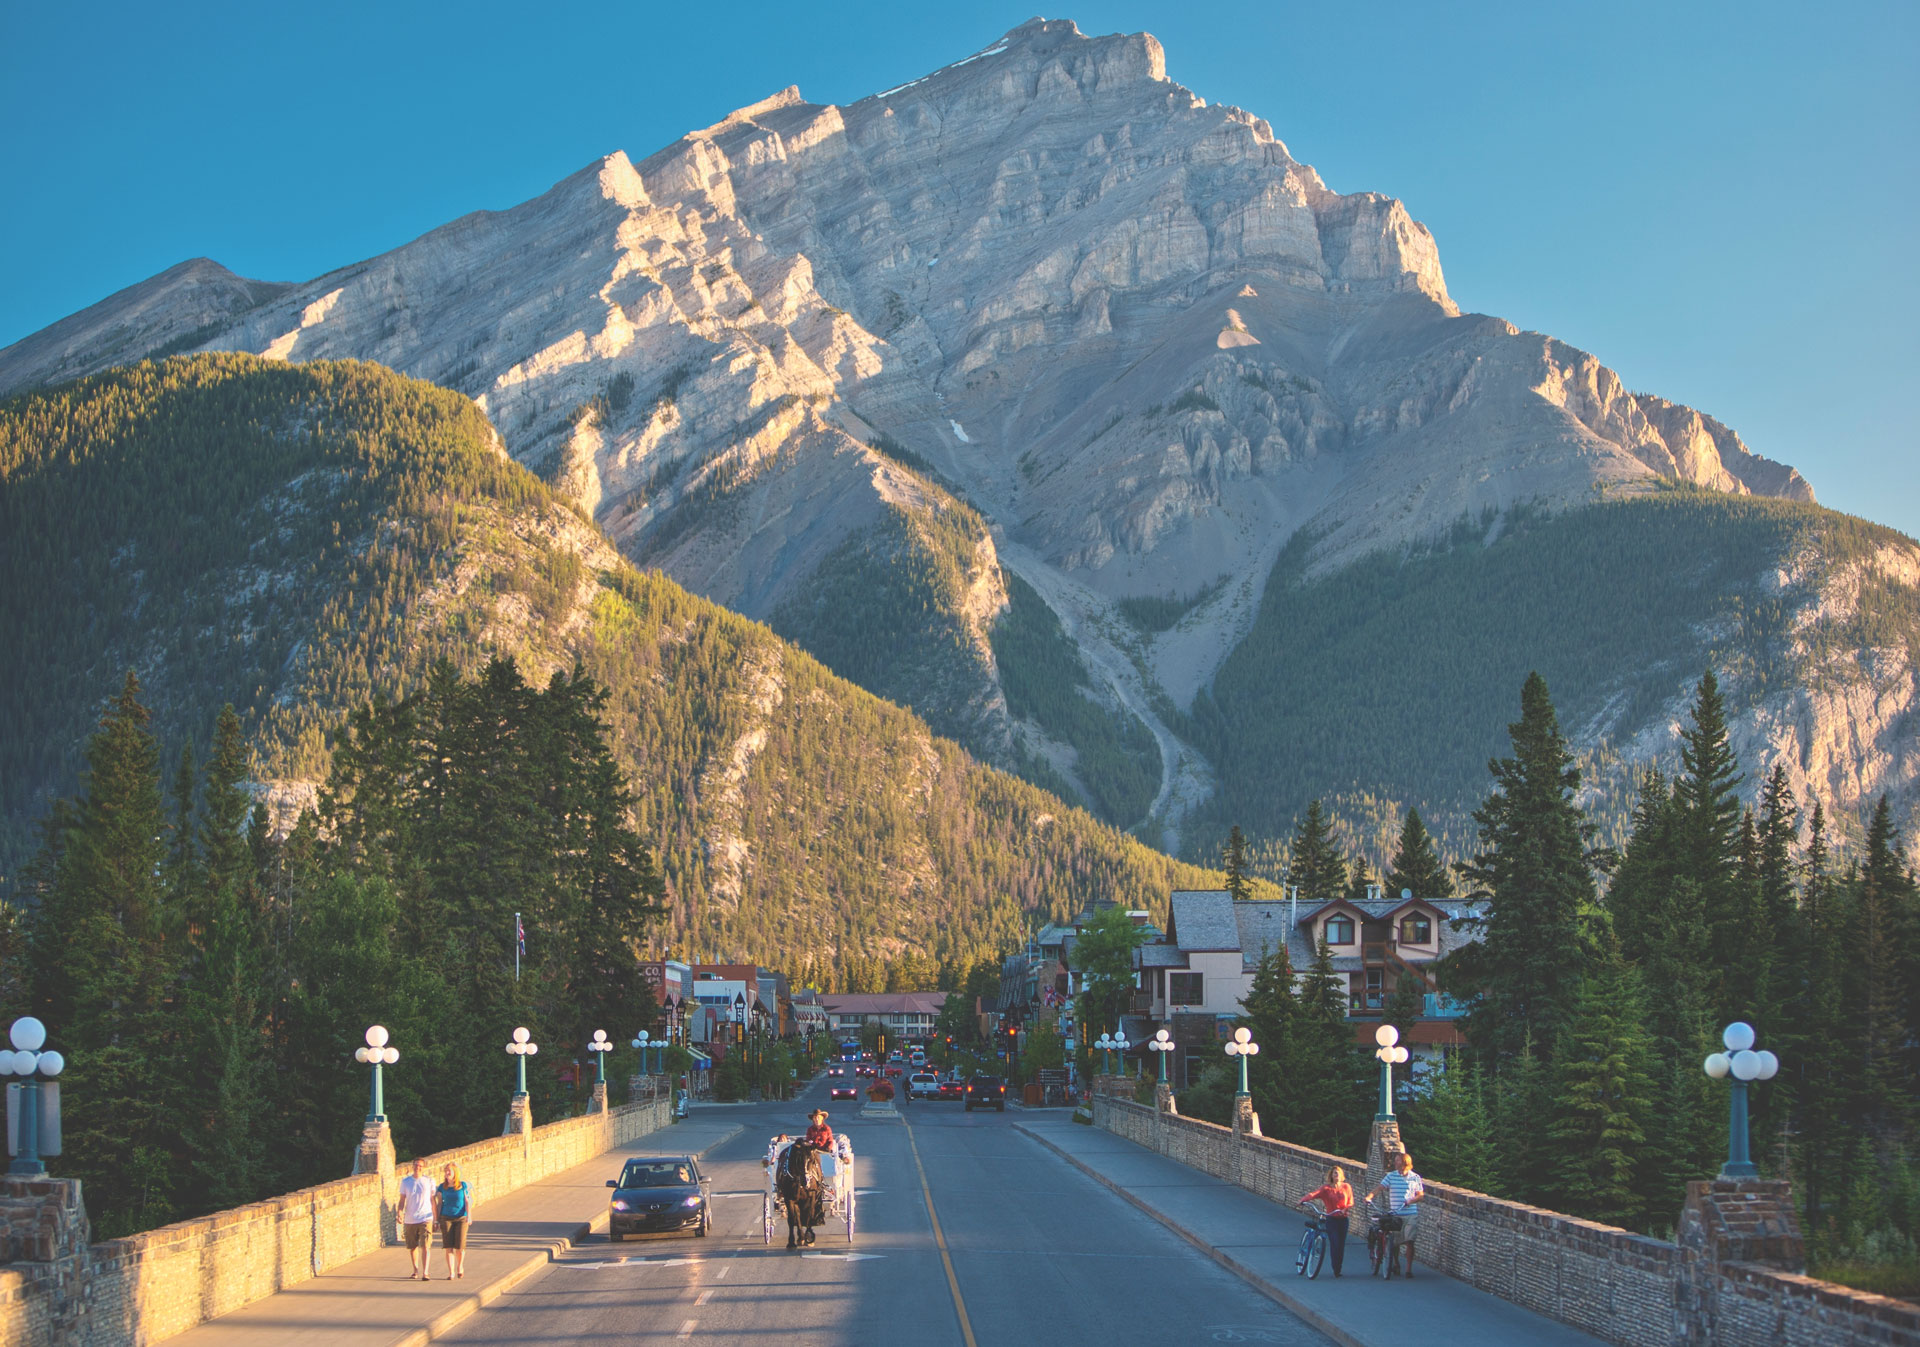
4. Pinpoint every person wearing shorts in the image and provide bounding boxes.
[435,1161,474,1279]
[1369,1150,1425,1276]
[398,1157,436,1279]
